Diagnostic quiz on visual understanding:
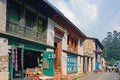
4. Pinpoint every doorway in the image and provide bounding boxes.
[83,57,85,73]
[54,42,58,69]
[54,38,62,70]
[87,57,89,72]
[91,58,93,71]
